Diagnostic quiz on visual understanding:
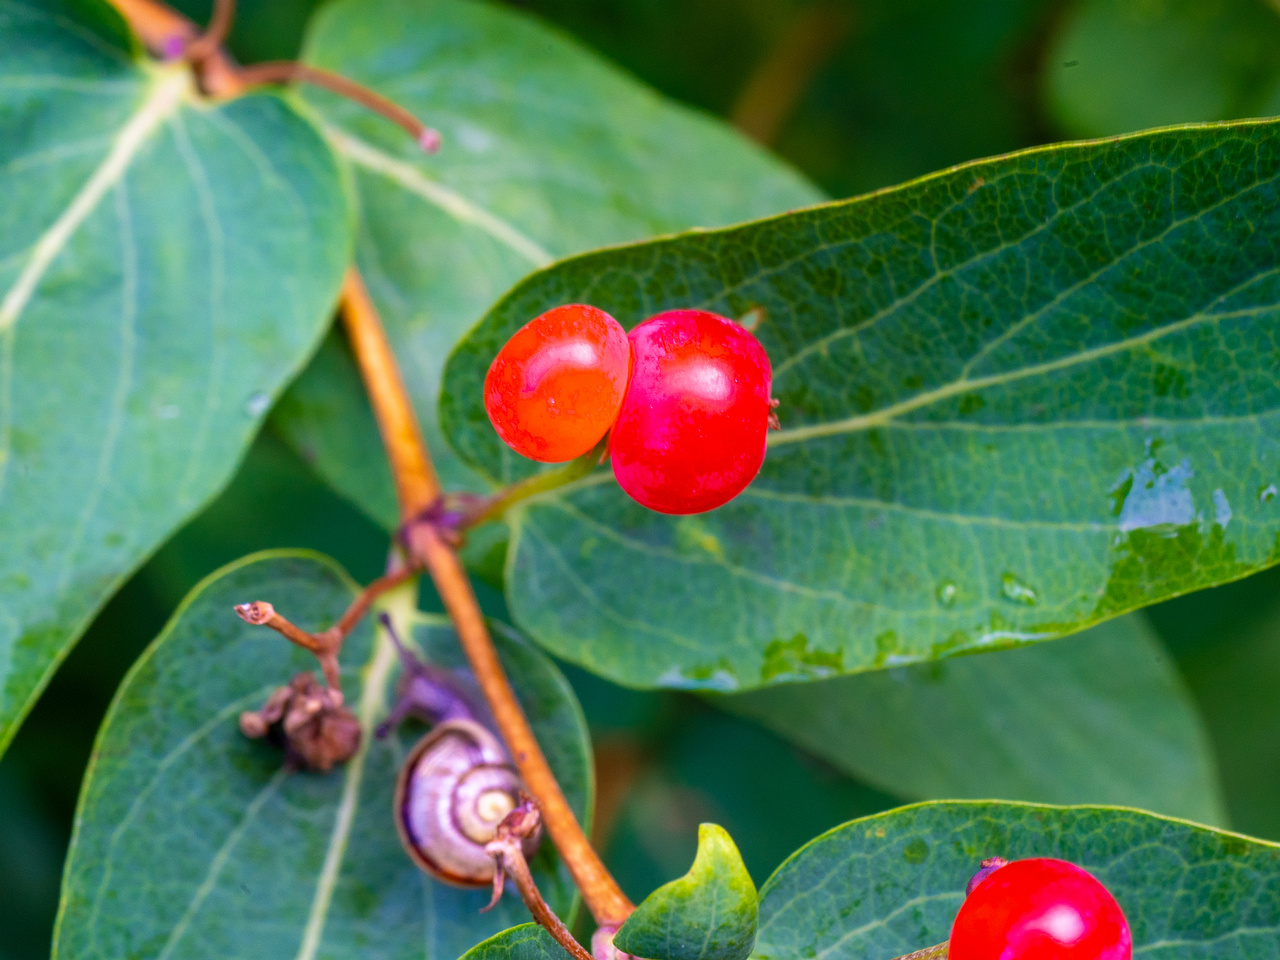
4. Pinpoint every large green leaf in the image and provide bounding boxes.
[753,801,1280,960]
[718,613,1225,824]
[54,552,591,960]
[270,0,822,527]
[443,117,1280,690]
[0,0,350,753]
[1045,0,1280,139]
[458,924,564,960]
